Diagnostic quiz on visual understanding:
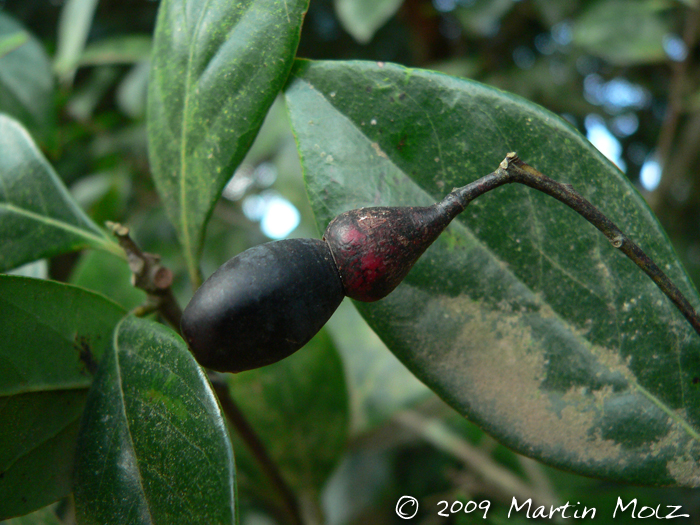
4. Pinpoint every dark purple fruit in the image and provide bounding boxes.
[181,191,466,373]
[181,238,344,373]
